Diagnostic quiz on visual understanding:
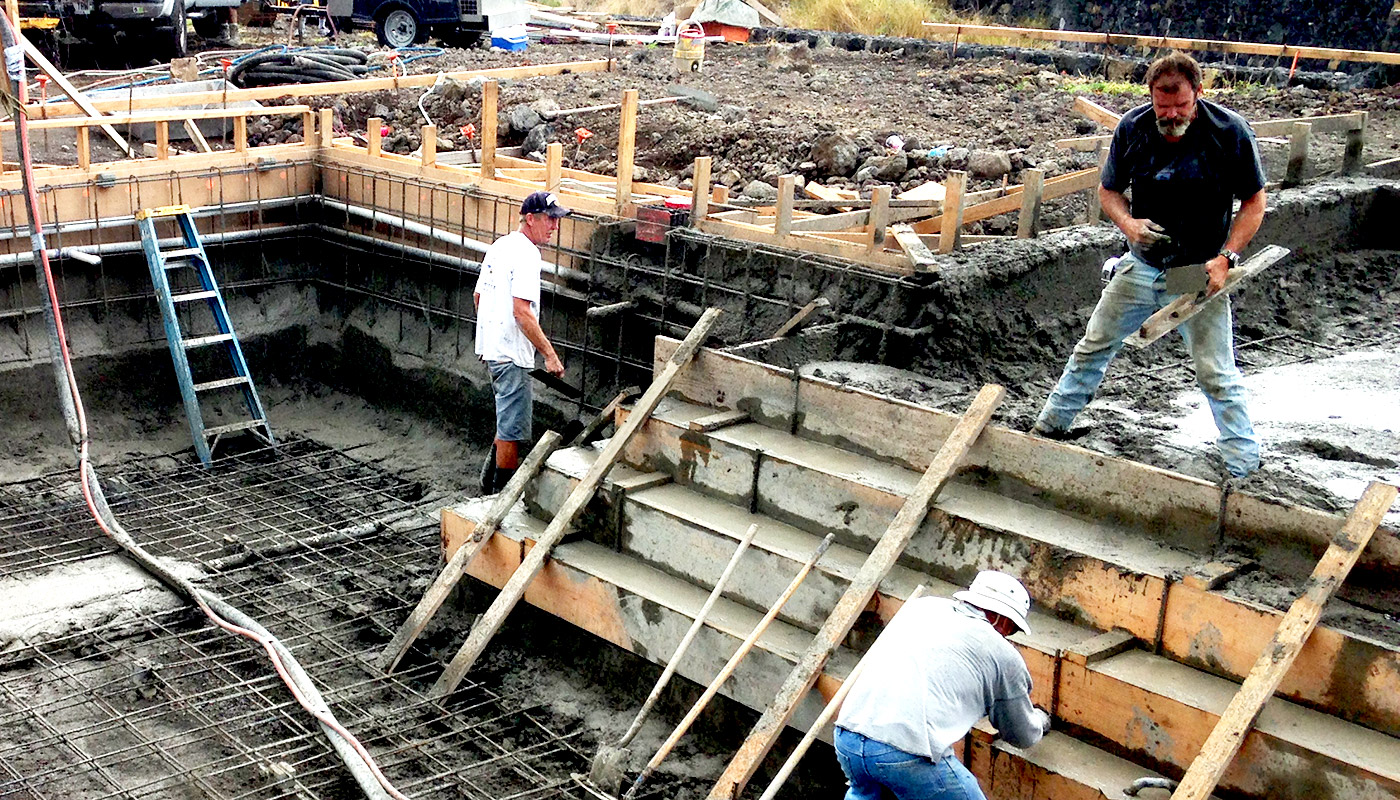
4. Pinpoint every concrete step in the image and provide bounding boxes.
[441,499,1183,800]
[619,397,1400,741]
[522,445,1400,799]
